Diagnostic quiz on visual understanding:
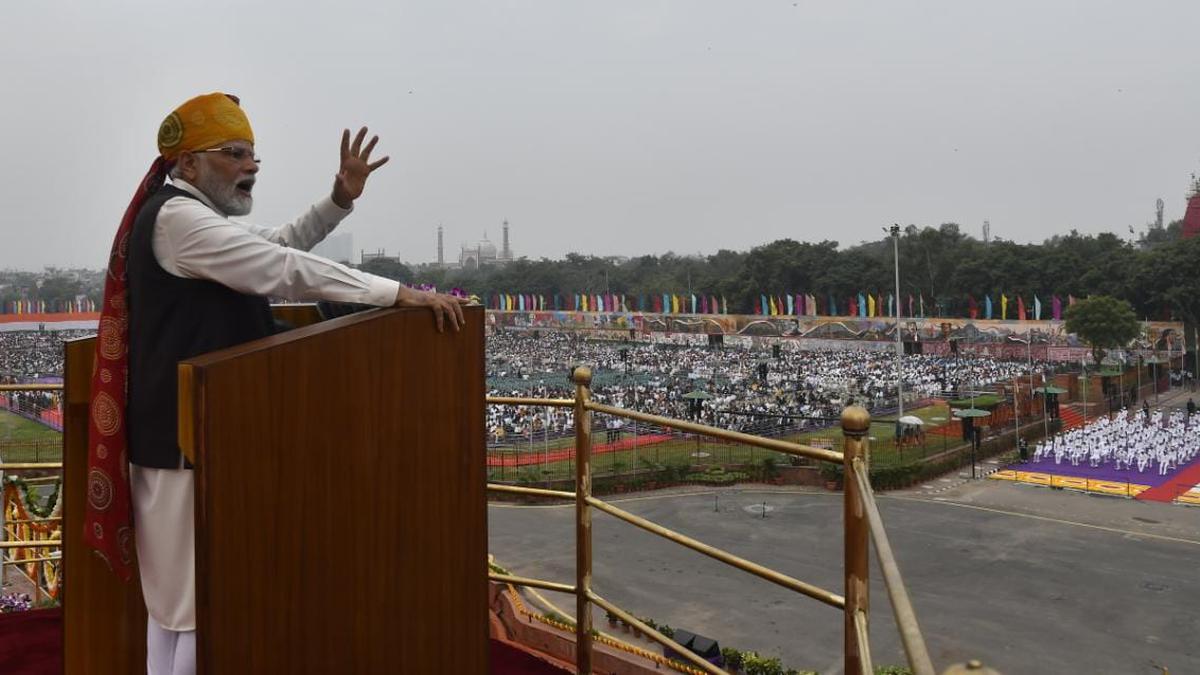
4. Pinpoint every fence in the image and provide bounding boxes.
[486,367,947,675]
